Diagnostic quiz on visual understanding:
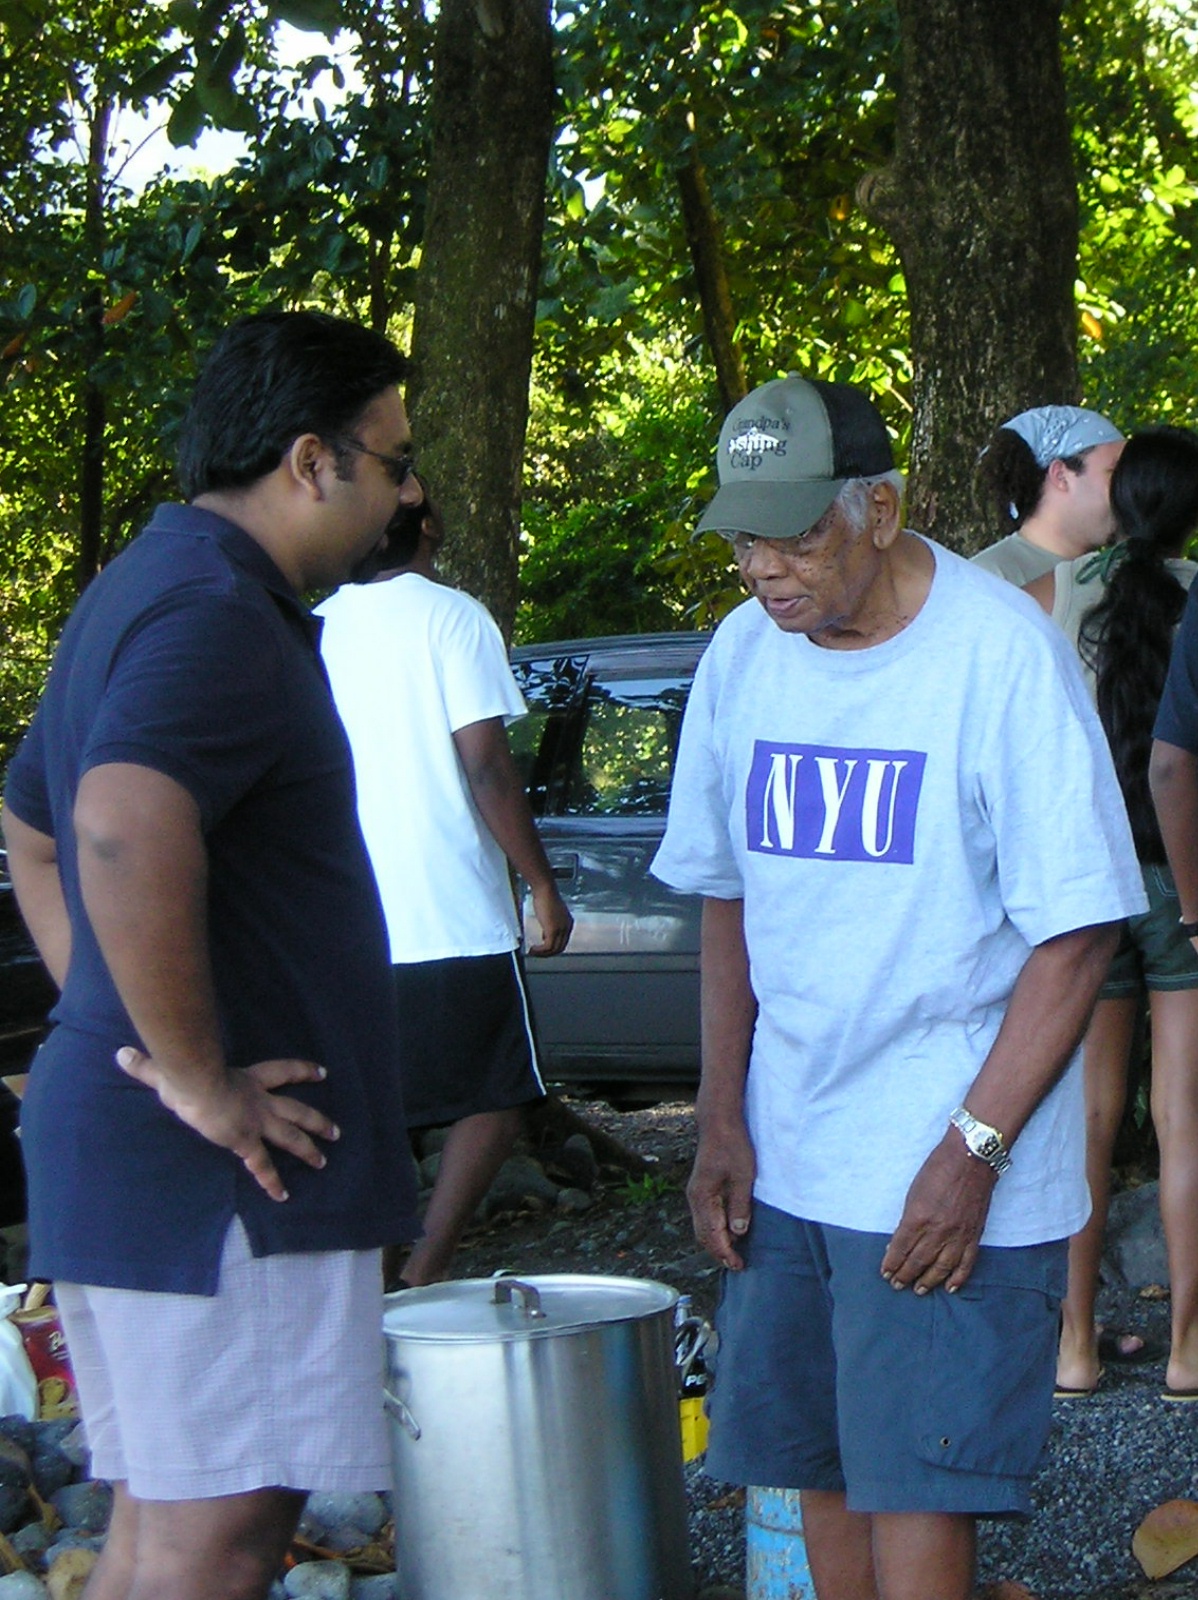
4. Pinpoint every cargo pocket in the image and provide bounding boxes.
[913,1273,1060,1478]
